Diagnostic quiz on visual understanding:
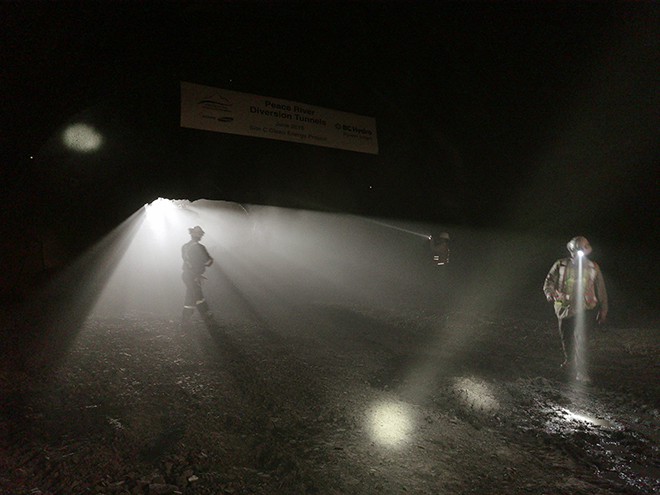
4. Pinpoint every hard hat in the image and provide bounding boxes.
[566,236,592,257]
[189,225,205,236]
